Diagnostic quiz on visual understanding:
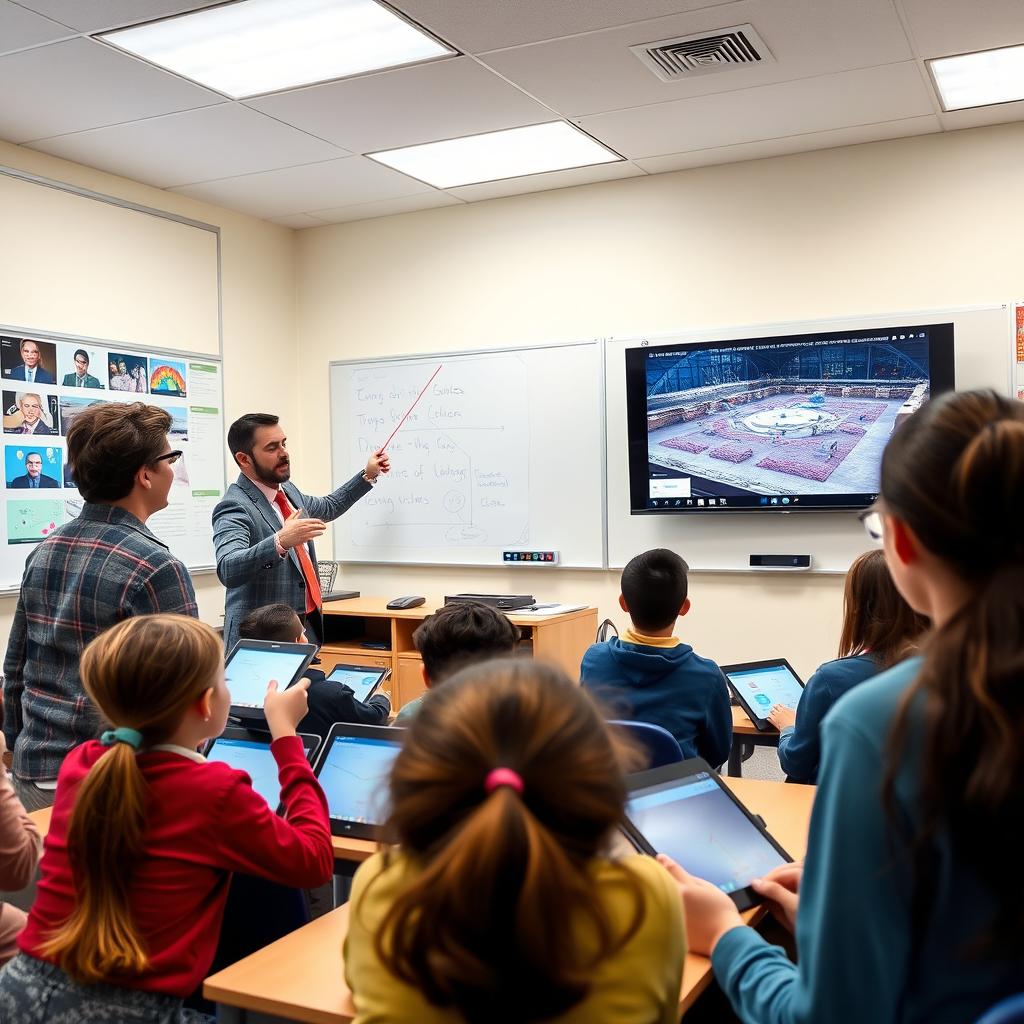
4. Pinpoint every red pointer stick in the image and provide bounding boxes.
[379,363,443,451]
